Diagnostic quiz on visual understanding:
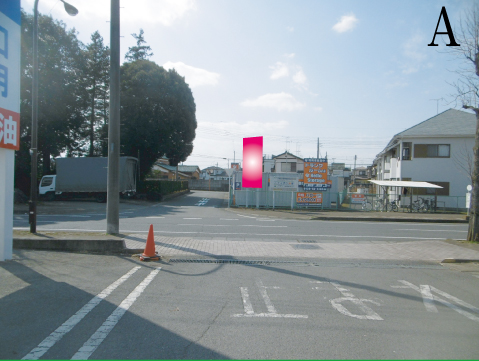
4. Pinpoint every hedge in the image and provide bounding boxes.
[137,180,189,200]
